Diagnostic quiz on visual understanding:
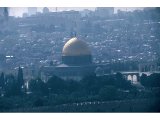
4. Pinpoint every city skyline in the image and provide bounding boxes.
[9,7,144,17]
